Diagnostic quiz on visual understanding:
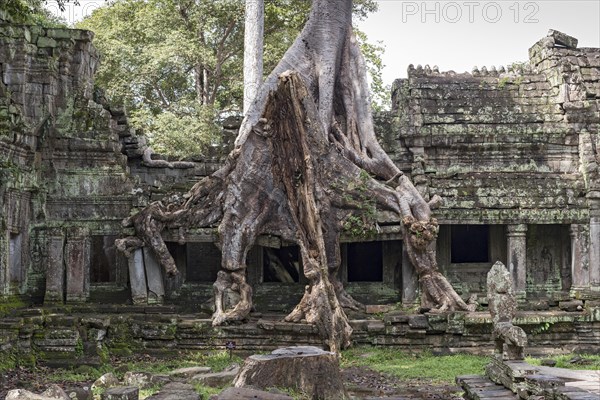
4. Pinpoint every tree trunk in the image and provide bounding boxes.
[243,0,263,114]
[117,0,474,353]
[234,346,347,399]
